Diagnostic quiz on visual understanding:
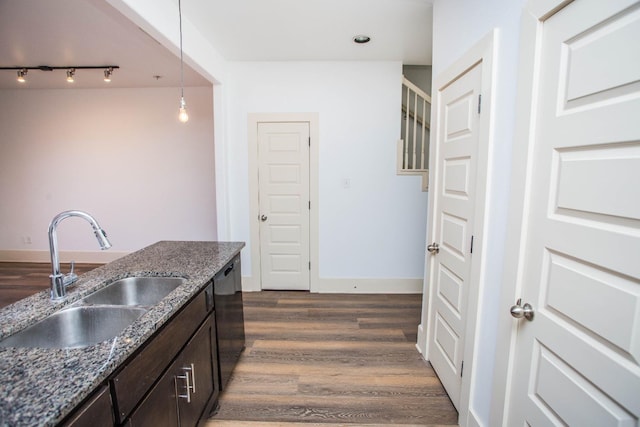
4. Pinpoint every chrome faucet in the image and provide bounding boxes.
[48,210,112,300]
